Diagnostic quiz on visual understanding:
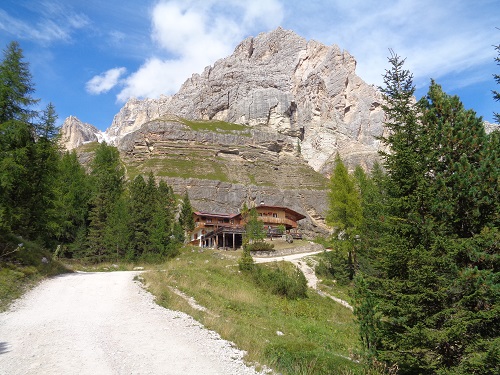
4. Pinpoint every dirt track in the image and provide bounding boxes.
[0,271,262,375]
